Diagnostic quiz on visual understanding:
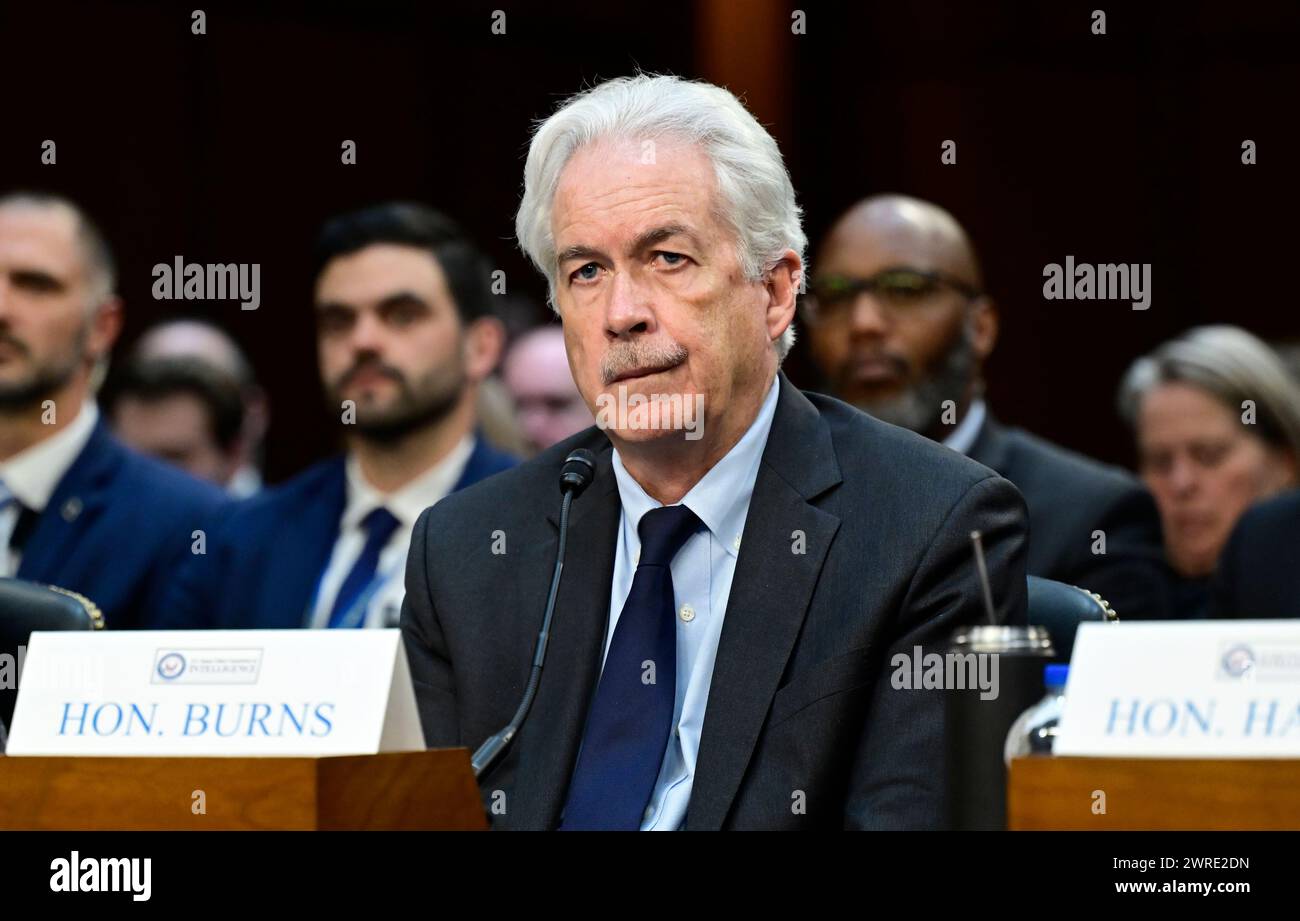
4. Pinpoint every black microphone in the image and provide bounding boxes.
[470,448,598,778]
